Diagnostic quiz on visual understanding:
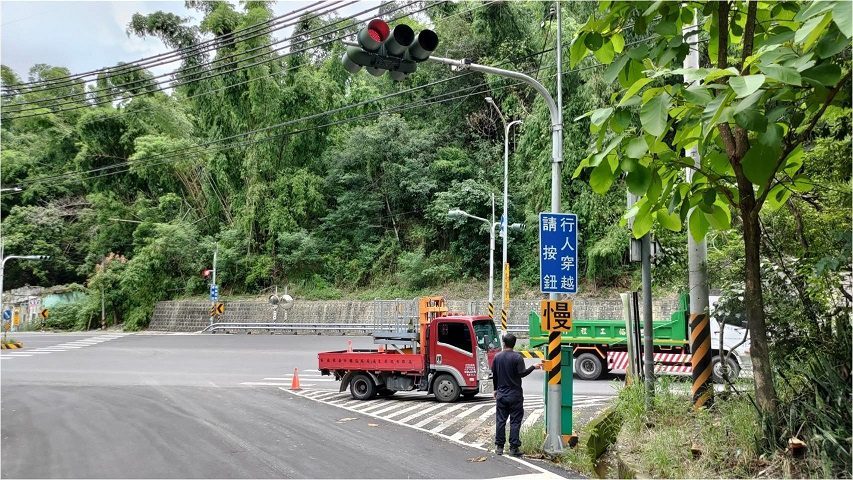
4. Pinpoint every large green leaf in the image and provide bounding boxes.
[640,94,670,137]
[625,137,649,159]
[688,207,710,241]
[611,32,625,53]
[589,162,614,194]
[594,39,616,64]
[626,164,652,195]
[704,203,731,230]
[656,209,682,231]
[632,200,654,239]
[796,12,833,50]
[801,63,842,86]
[682,85,713,105]
[765,184,793,212]
[783,144,805,176]
[740,144,776,185]
[603,54,630,84]
[590,107,614,129]
[733,89,764,114]
[734,108,769,132]
[729,74,766,98]
[833,0,852,38]
[570,34,588,68]
[619,77,653,106]
[585,32,604,51]
[759,64,802,86]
